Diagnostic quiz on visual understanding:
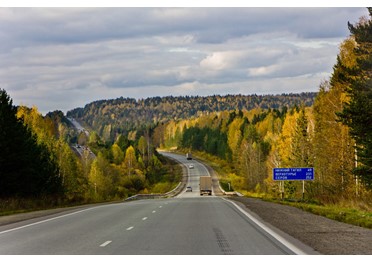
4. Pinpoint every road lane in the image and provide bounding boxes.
[0,196,308,255]
[106,197,296,255]
[160,152,214,197]
[0,200,168,254]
